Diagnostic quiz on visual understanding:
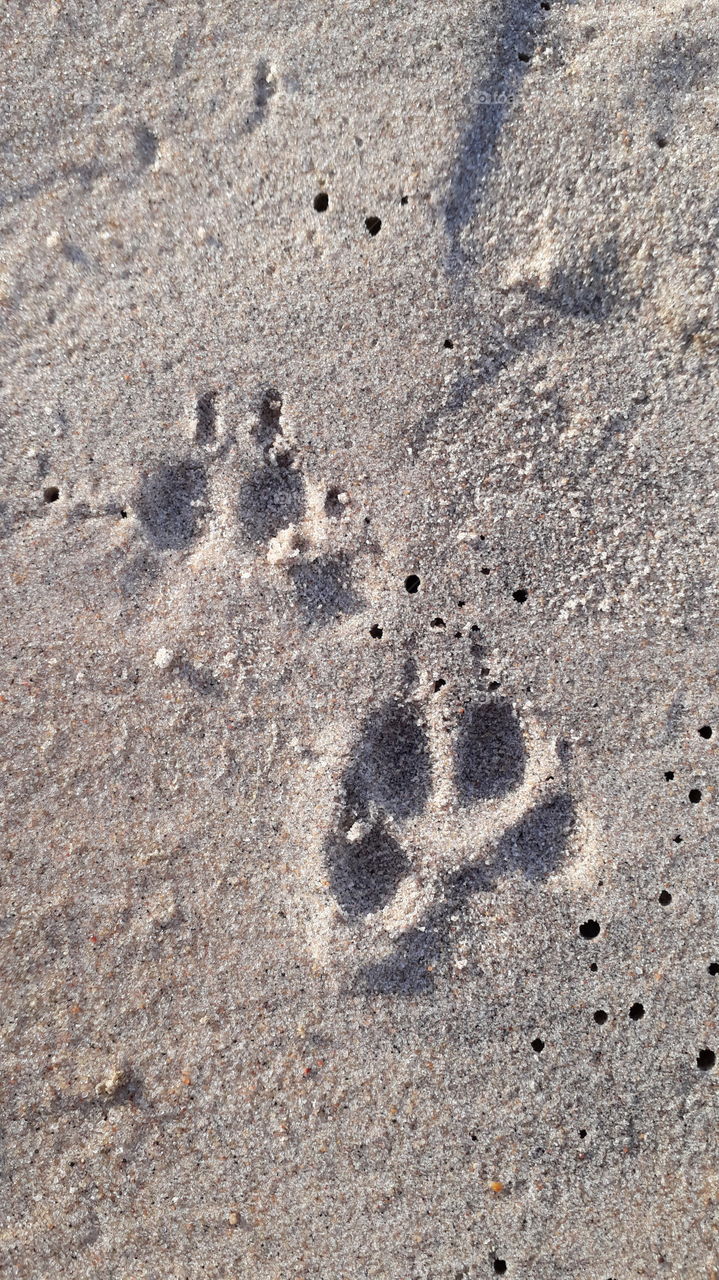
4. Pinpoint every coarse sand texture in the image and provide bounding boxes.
[1,2,718,1278]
